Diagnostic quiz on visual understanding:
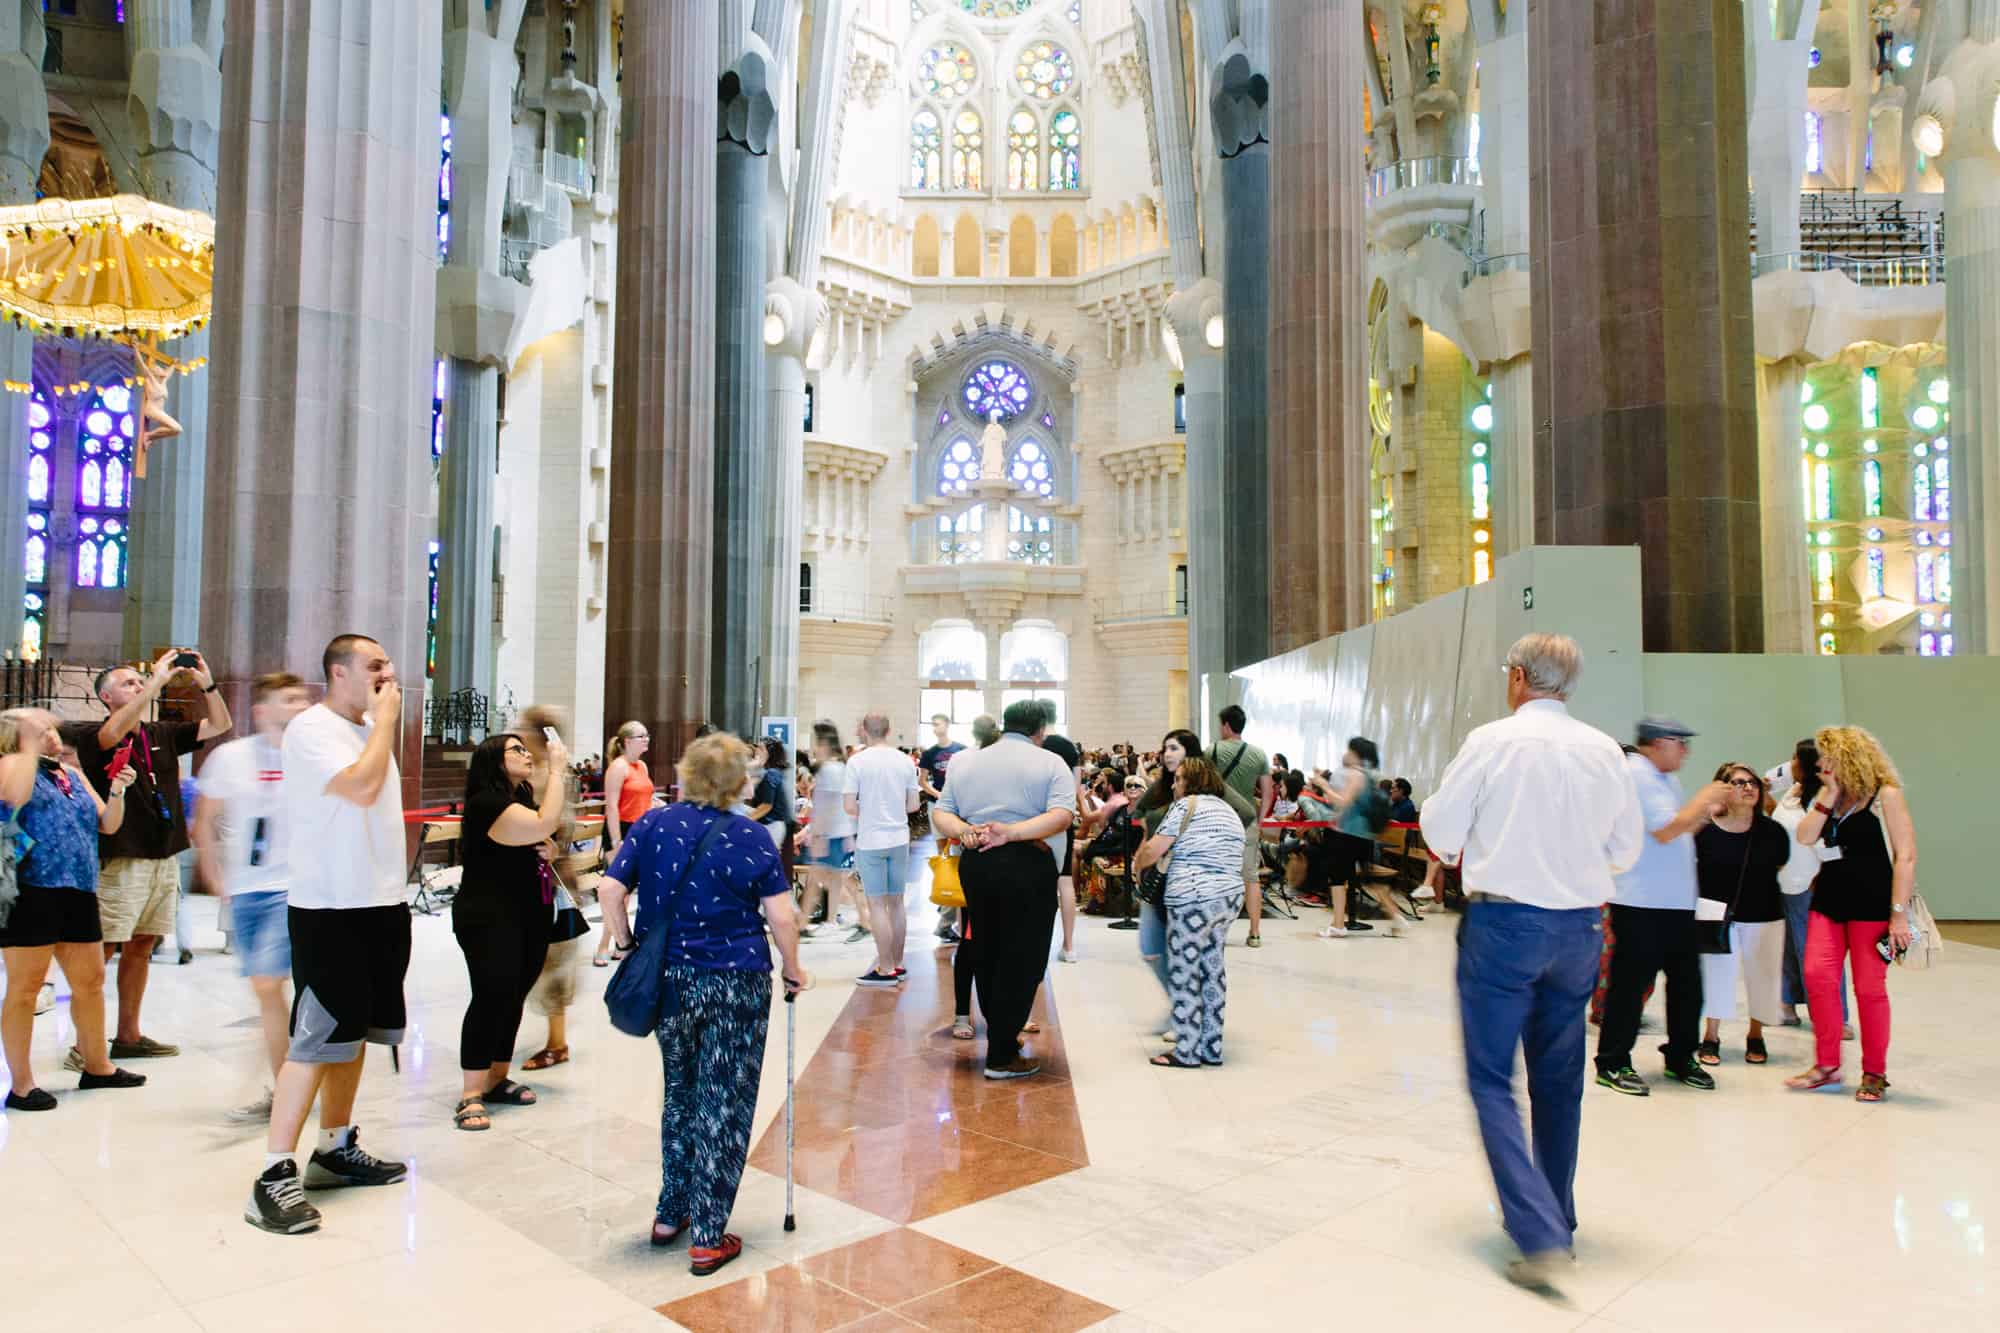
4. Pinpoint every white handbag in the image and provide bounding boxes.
[1874,794,1942,970]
